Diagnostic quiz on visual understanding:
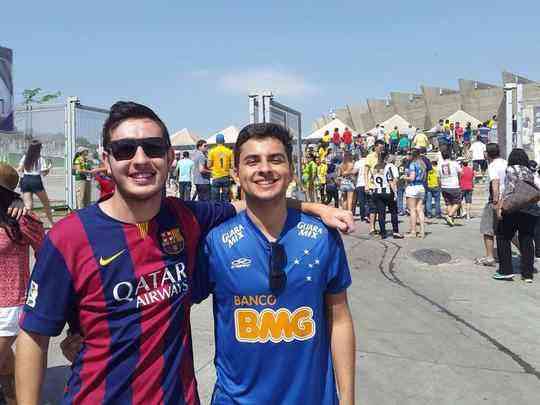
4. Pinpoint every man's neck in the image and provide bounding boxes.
[245,197,288,242]
[99,192,163,224]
